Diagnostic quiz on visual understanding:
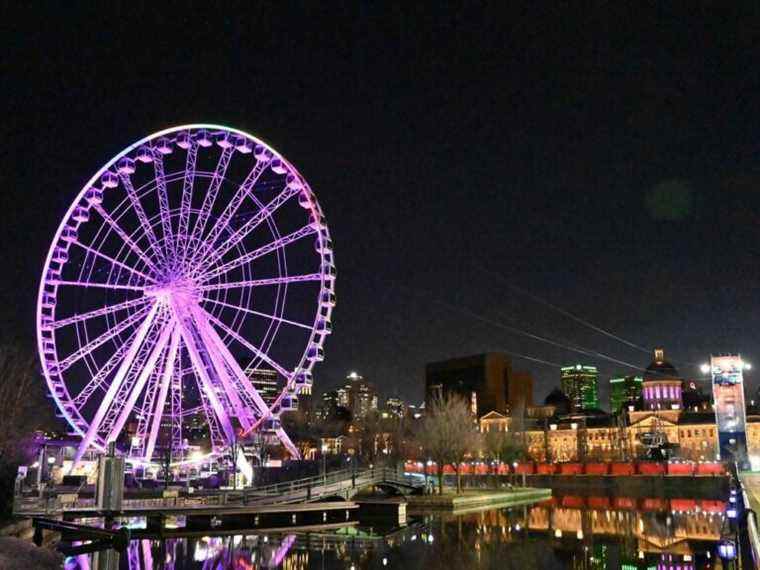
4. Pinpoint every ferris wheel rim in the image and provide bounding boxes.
[36,124,334,462]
